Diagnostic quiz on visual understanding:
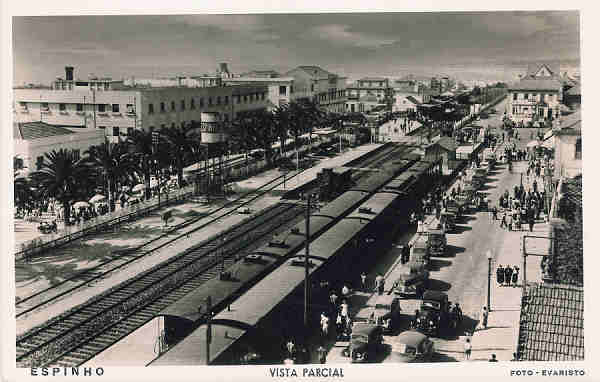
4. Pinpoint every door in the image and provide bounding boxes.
[547,108,553,118]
